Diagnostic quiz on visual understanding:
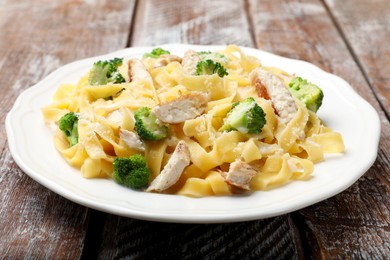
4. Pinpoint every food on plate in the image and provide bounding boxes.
[41,45,345,197]
[88,57,125,86]
[219,97,266,134]
[153,92,209,124]
[250,68,298,123]
[134,106,168,141]
[58,112,79,147]
[146,140,190,192]
[112,154,150,190]
[288,76,324,112]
